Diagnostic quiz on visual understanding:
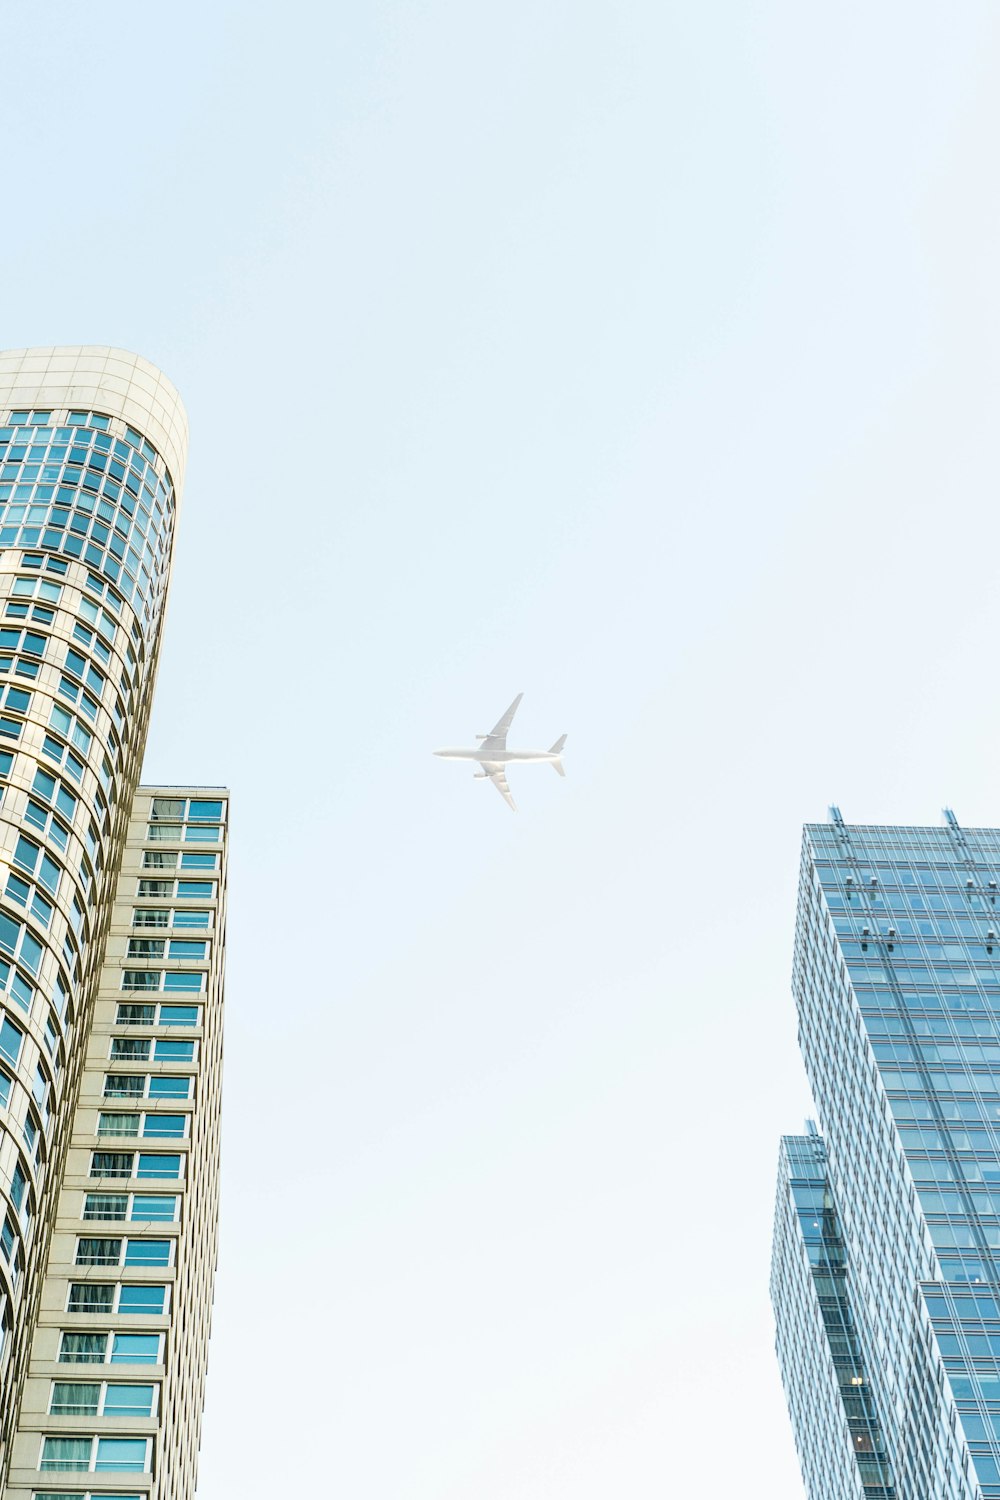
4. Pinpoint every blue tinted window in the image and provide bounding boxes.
[0,1017,22,1066]
[153,1040,193,1061]
[147,1076,191,1100]
[123,1239,170,1267]
[111,1332,160,1364]
[117,1284,165,1315]
[189,799,223,819]
[136,1154,180,1179]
